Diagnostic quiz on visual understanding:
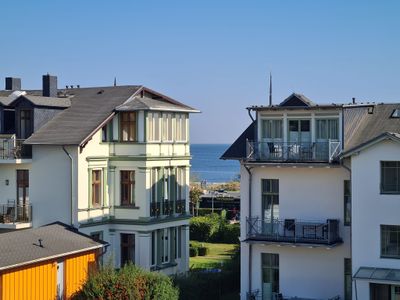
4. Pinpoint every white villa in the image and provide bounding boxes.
[222,93,400,300]
[0,75,198,275]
